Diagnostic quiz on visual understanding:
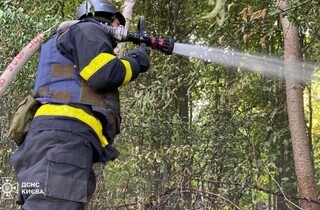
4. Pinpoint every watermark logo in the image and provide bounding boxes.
[0,177,17,200]
[21,182,44,195]
[0,178,44,199]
